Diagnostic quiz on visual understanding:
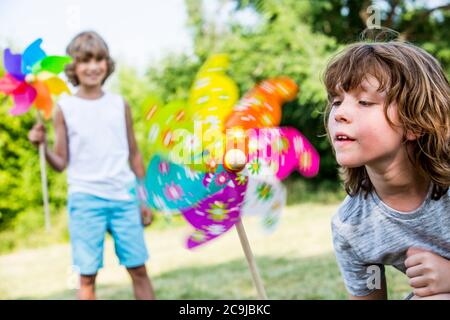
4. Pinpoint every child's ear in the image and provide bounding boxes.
[405,130,419,141]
